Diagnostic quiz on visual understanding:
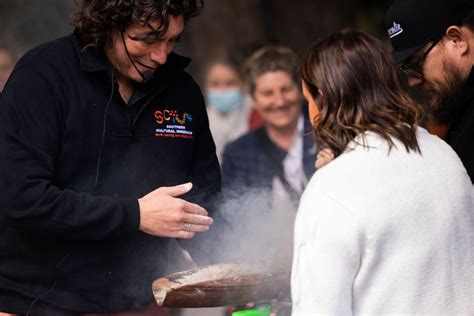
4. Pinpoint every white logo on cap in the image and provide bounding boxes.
[388,22,403,38]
